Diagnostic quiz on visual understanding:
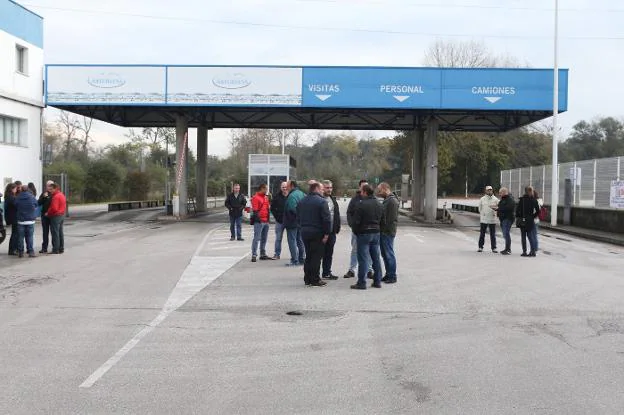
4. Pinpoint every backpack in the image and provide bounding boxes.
[538,206,548,221]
